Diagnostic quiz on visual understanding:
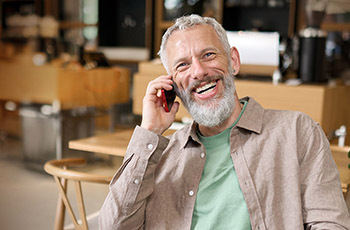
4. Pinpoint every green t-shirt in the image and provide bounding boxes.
[191,100,251,230]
